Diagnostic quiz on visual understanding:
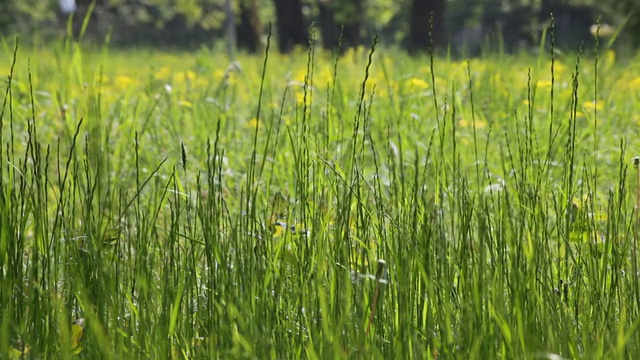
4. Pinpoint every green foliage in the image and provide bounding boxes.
[2,17,640,360]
